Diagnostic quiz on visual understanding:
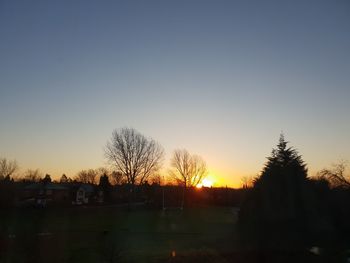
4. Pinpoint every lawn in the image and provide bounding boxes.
[0,206,237,263]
